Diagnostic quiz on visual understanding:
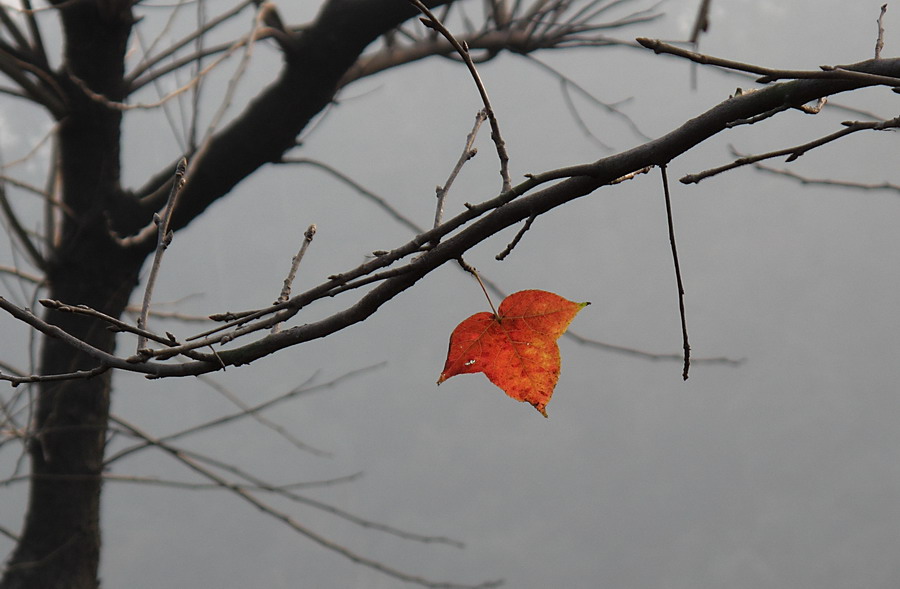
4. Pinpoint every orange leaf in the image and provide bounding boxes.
[437,290,589,417]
